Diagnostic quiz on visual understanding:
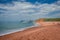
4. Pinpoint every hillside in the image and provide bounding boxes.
[35,18,60,22]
